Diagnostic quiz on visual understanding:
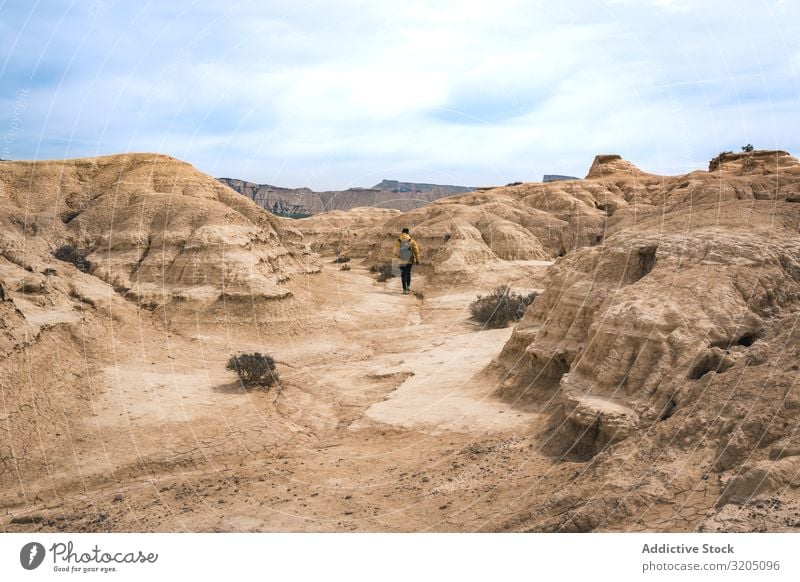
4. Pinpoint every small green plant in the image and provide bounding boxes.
[340,264,351,271]
[741,144,755,152]
[226,353,279,388]
[54,244,91,273]
[374,264,395,282]
[469,285,538,328]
